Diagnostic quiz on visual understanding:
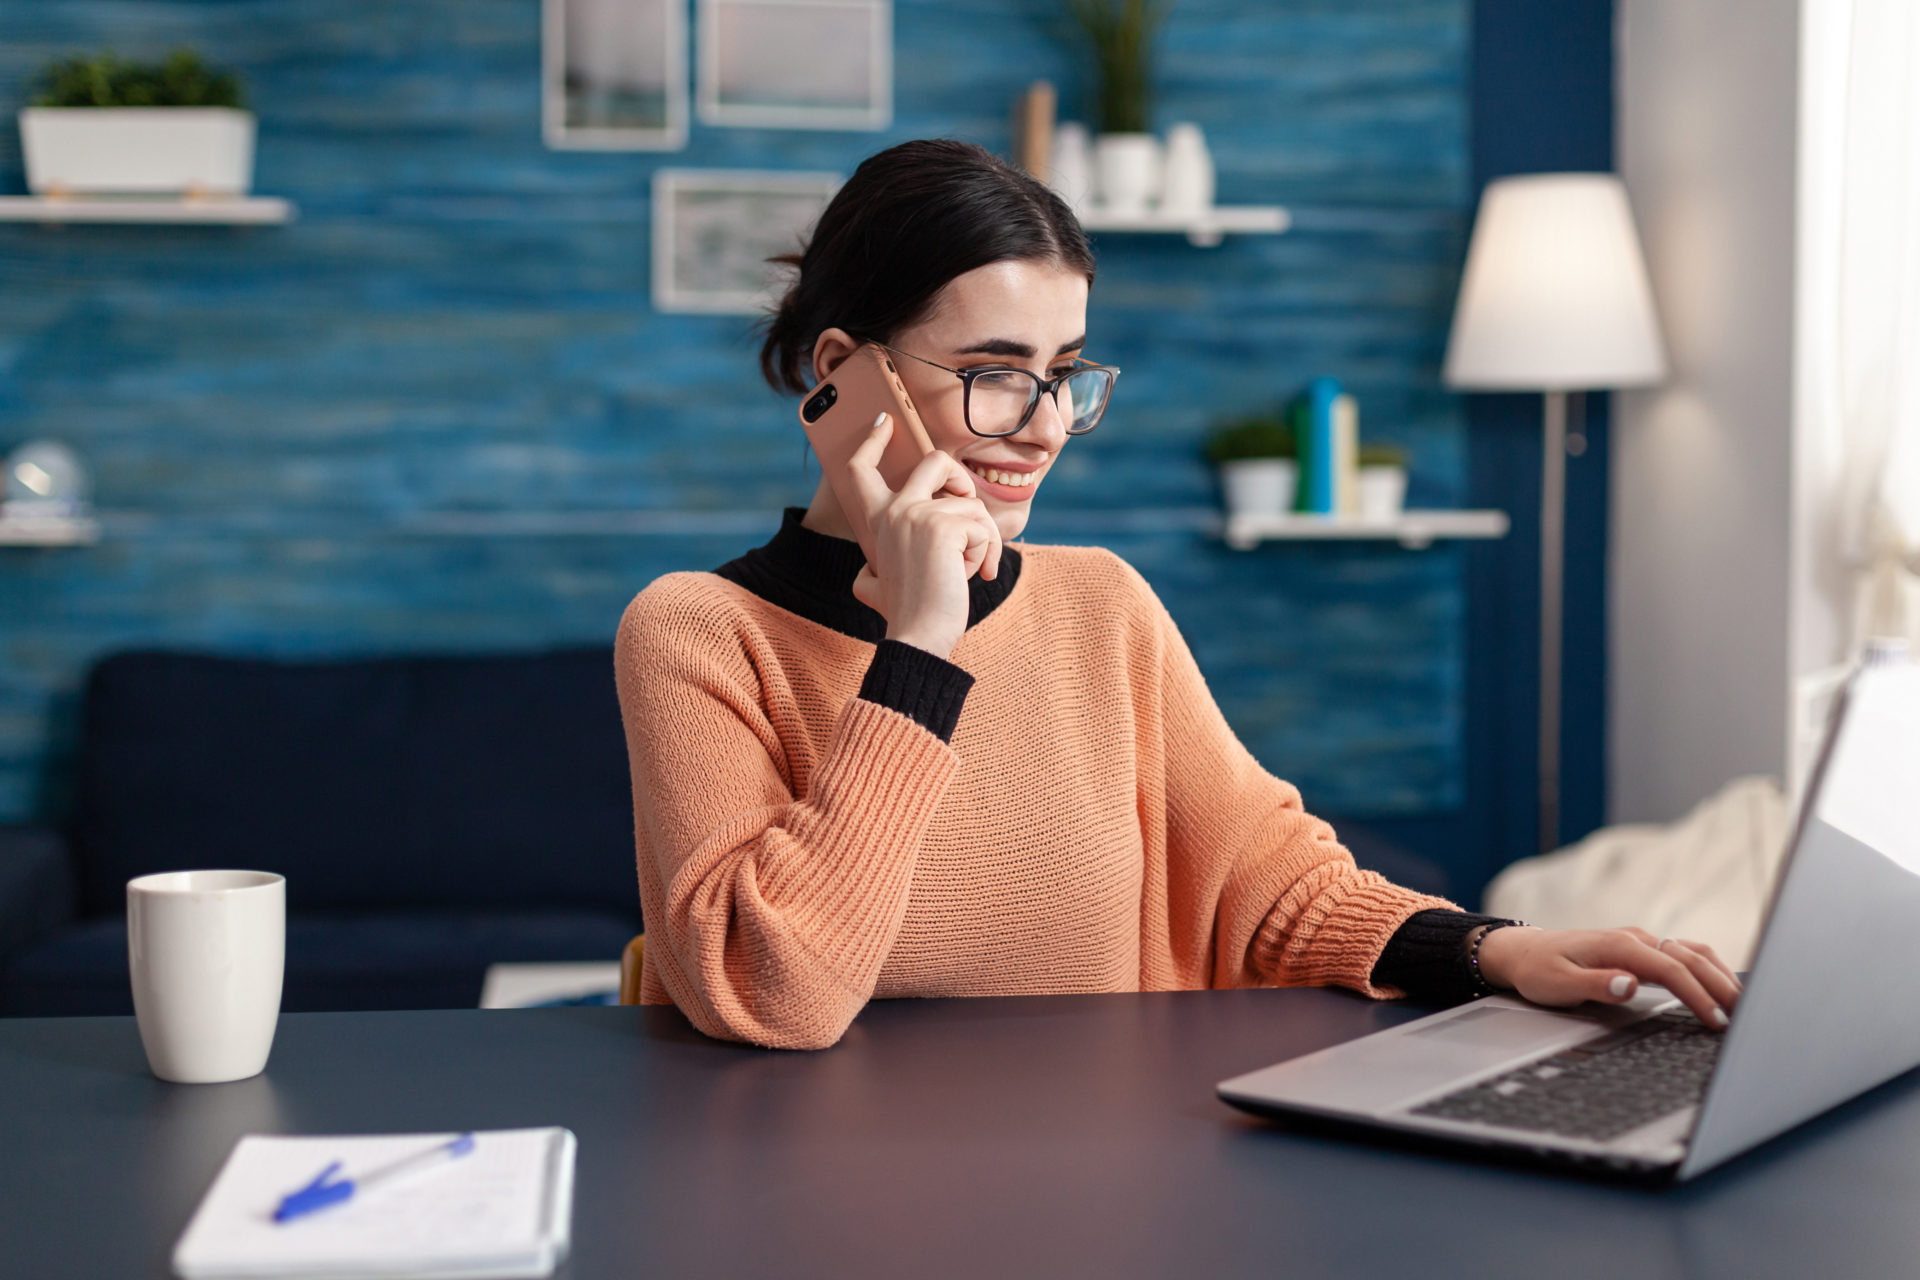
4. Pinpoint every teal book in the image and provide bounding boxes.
[1295,376,1343,513]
